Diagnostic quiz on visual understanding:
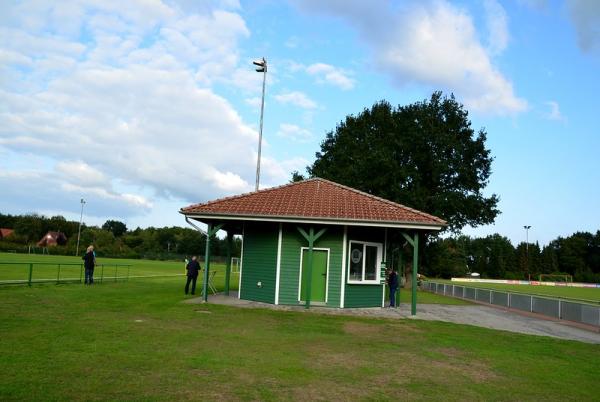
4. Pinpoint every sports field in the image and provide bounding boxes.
[437,279,600,304]
[1,276,599,401]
